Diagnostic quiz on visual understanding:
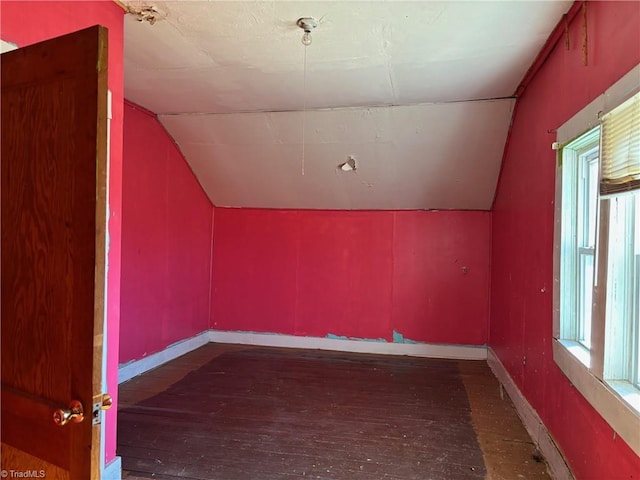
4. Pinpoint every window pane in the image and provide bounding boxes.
[588,157,599,247]
[635,194,640,387]
[579,251,594,348]
[604,192,639,382]
[575,149,598,349]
